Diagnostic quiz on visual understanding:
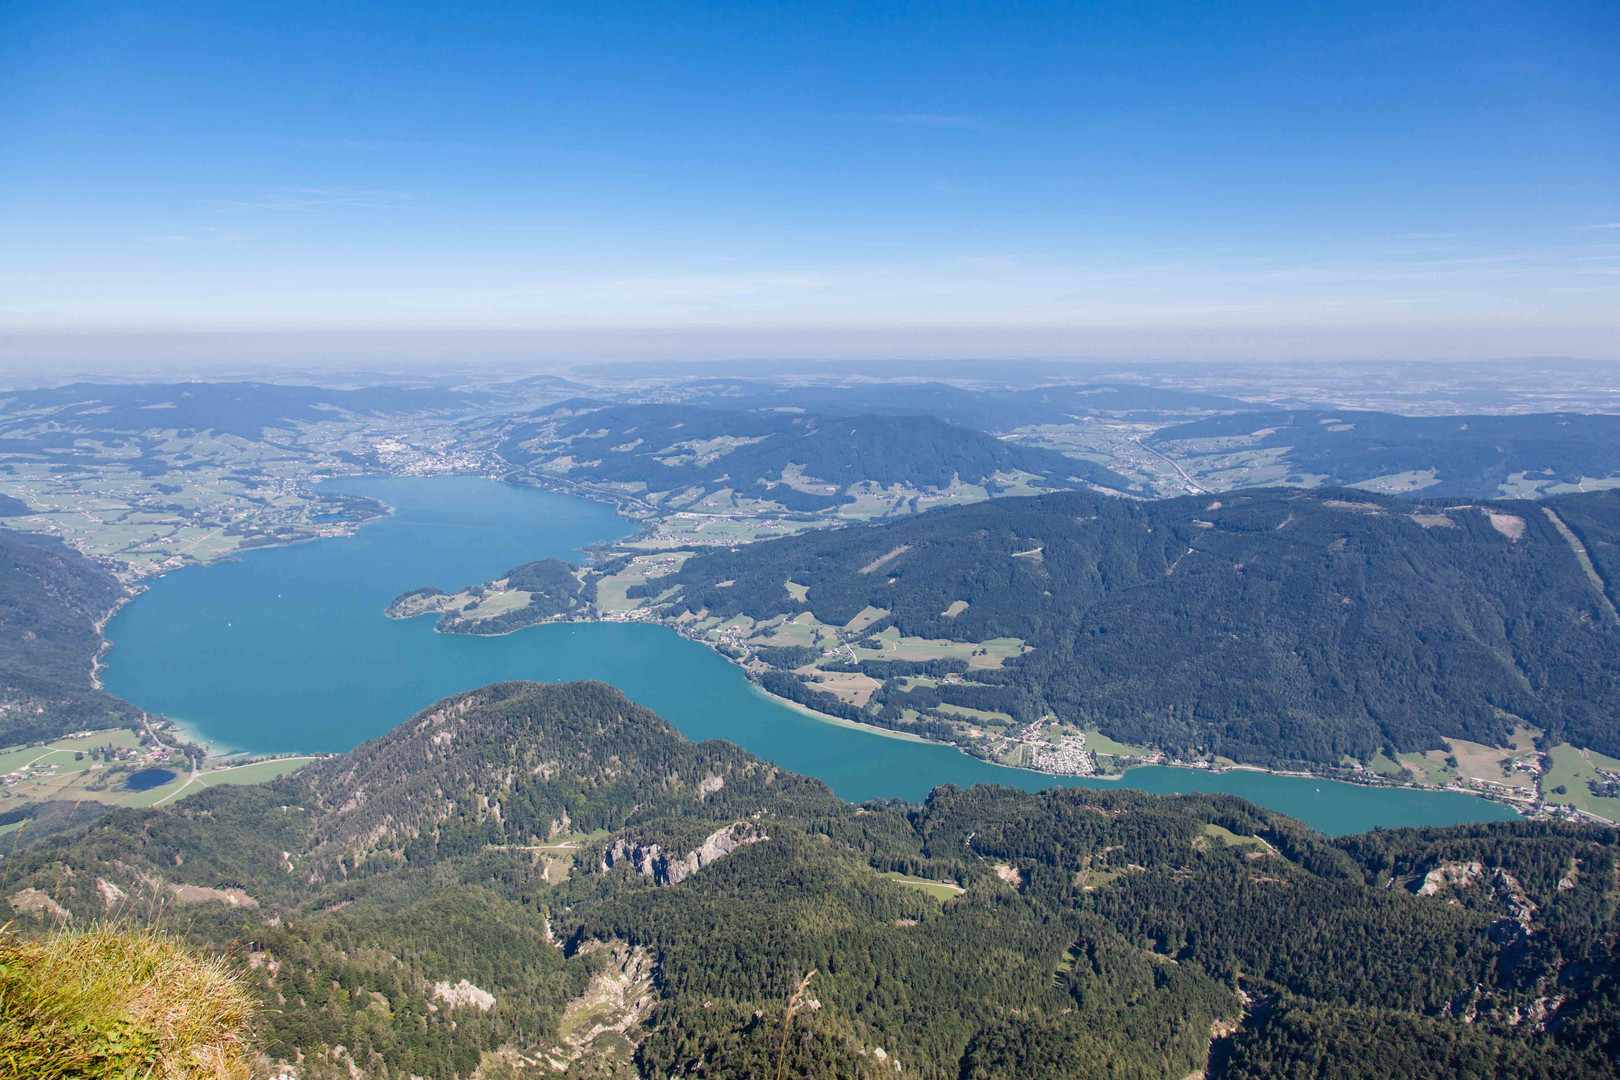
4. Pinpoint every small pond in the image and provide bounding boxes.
[124,768,178,792]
